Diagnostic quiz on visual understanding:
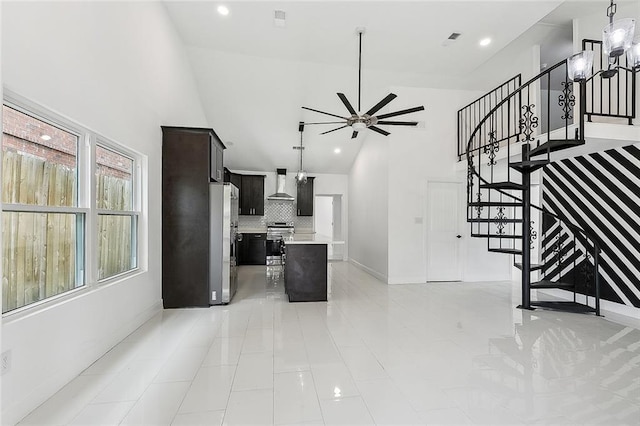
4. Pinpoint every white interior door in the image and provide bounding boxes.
[314,196,334,258]
[427,182,462,282]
